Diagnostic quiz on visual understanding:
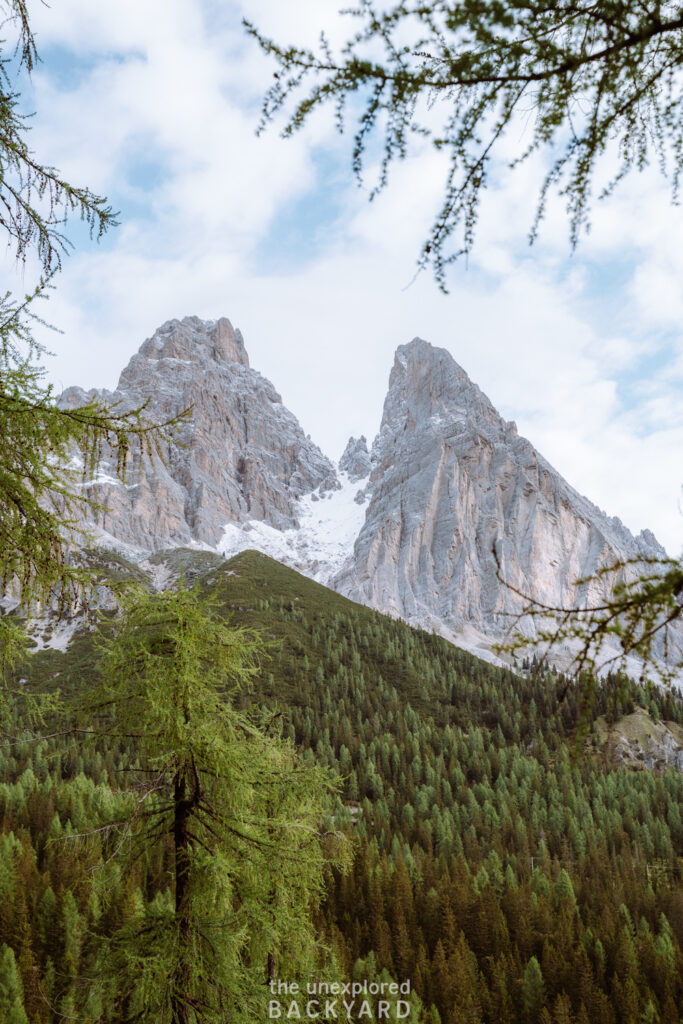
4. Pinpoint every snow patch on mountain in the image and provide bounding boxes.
[218,471,370,584]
